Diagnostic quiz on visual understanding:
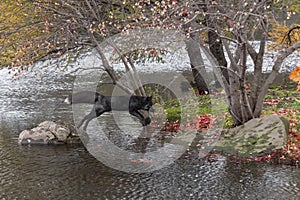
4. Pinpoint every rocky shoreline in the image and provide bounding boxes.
[19,115,290,166]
